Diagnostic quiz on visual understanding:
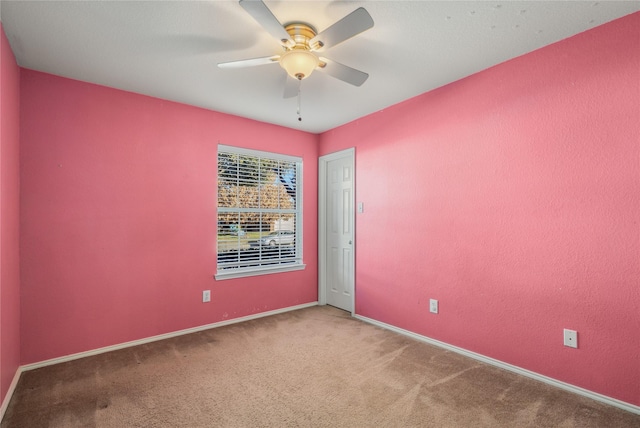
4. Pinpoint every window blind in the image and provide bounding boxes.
[216,145,303,277]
